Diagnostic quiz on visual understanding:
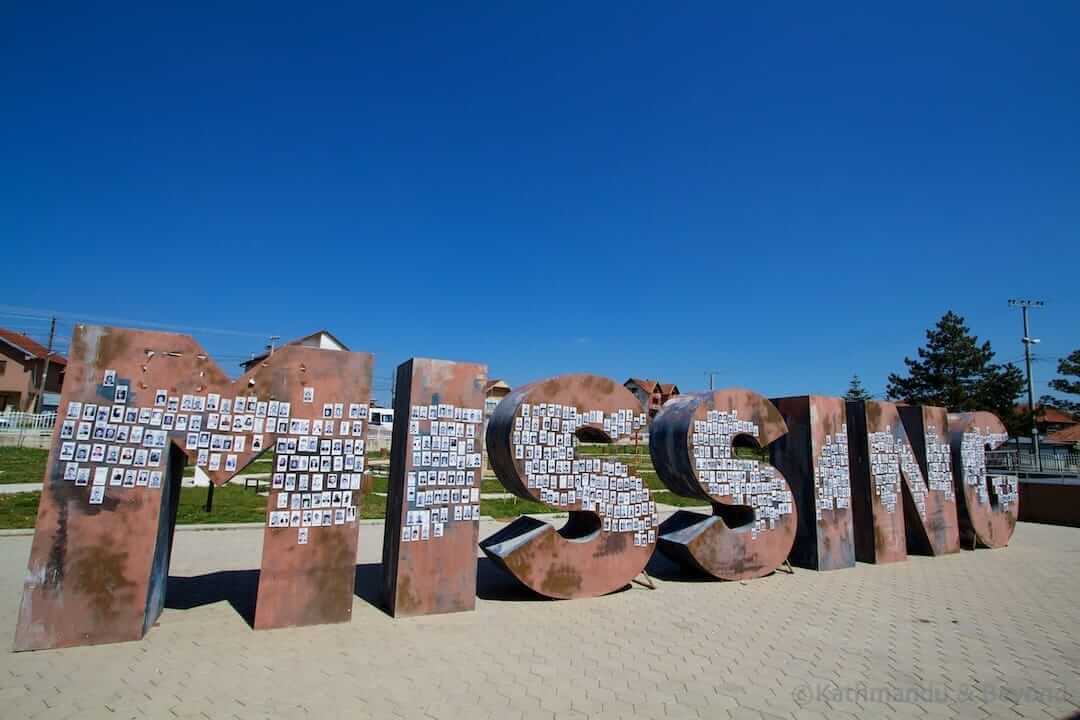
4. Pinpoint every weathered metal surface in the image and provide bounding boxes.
[650,389,797,580]
[769,396,855,571]
[249,345,373,631]
[896,405,961,556]
[15,325,373,651]
[947,411,1019,548]
[845,400,908,564]
[382,358,487,617]
[482,374,655,599]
